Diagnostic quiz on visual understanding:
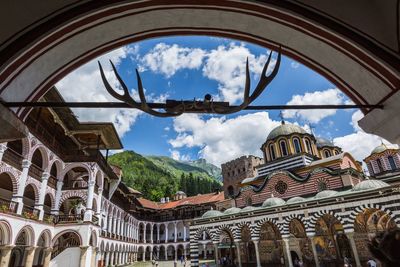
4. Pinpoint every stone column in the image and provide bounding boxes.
[15,159,31,214]
[234,241,242,267]
[143,223,147,243]
[36,172,50,220]
[105,251,110,266]
[52,180,63,215]
[0,245,14,266]
[143,250,146,262]
[308,234,320,267]
[213,242,219,266]
[165,248,168,261]
[174,222,177,242]
[96,188,103,225]
[183,224,187,241]
[0,143,7,163]
[80,246,89,267]
[346,232,361,267]
[110,251,115,266]
[203,244,207,259]
[157,224,160,243]
[175,246,178,261]
[24,246,37,267]
[91,247,97,267]
[165,224,168,243]
[150,247,153,261]
[84,180,95,222]
[282,238,293,267]
[150,223,154,243]
[43,248,52,267]
[252,239,261,267]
